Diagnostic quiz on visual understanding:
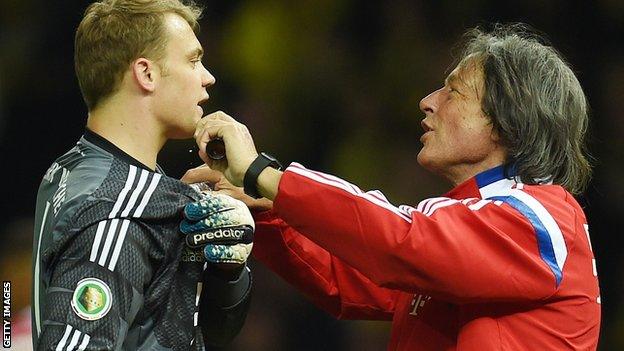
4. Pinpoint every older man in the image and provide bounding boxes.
[187,24,600,350]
